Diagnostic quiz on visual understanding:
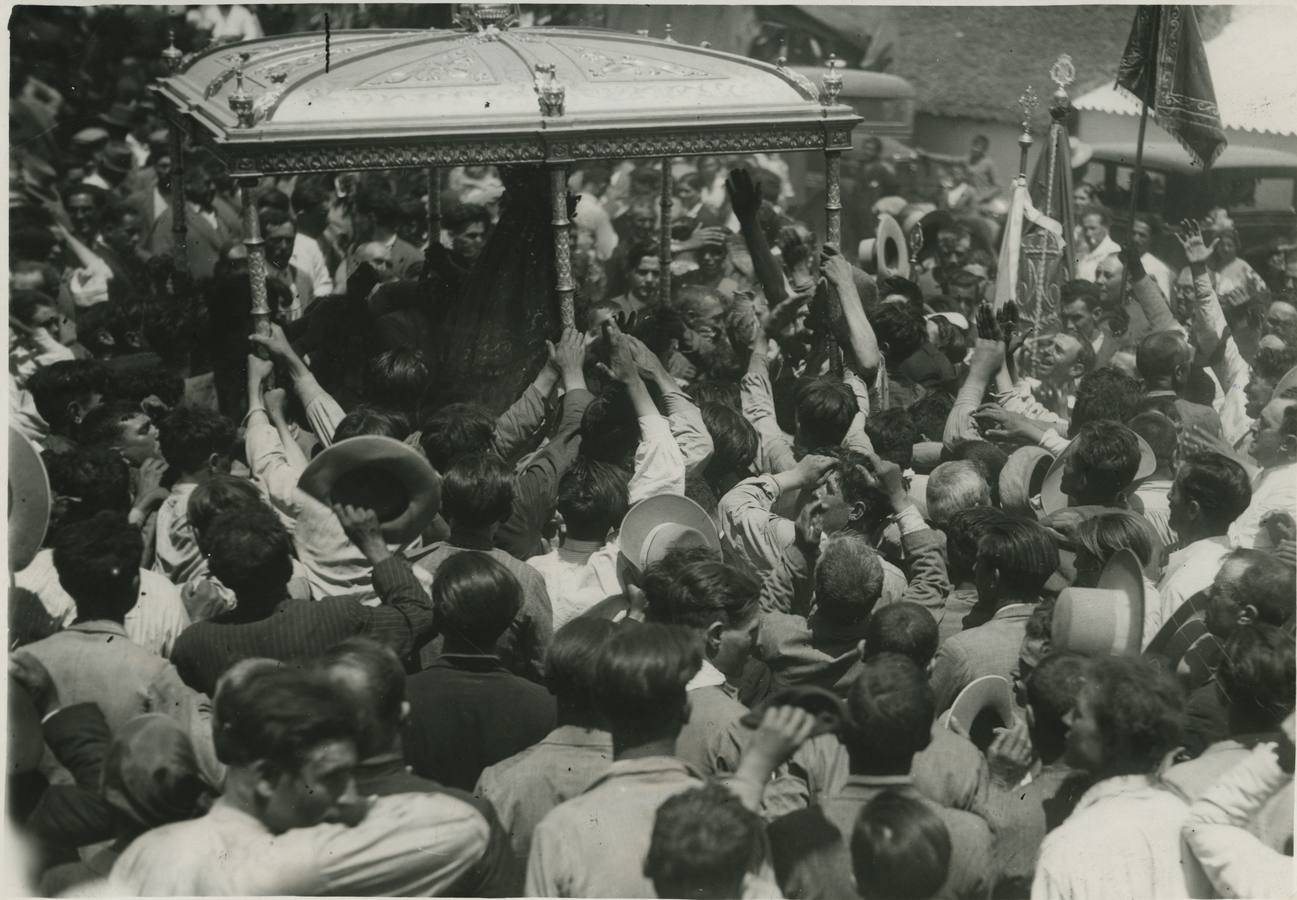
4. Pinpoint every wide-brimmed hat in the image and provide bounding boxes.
[1052,547,1146,657]
[97,141,134,175]
[9,427,52,572]
[298,436,440,545]
[947,674,1015,751]
[999,446,1055,516]
[1039,429,1157,514]
[742,685,847,739]
[97,101,137,130]
[1273,363,1297,398]
[71,127,110,151]
[857,213,910,279]
[617,493,719,576]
